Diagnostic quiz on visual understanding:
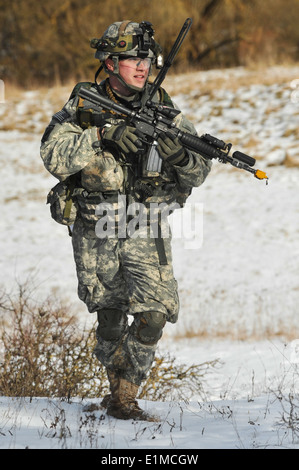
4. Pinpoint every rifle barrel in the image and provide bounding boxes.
[147,18,192,102]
